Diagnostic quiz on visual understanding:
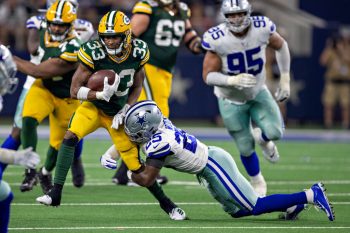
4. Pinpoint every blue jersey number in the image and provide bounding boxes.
[251,16,266,28]
[208,26,224,40]
[227,46,263,76]
[174,130,197,154]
